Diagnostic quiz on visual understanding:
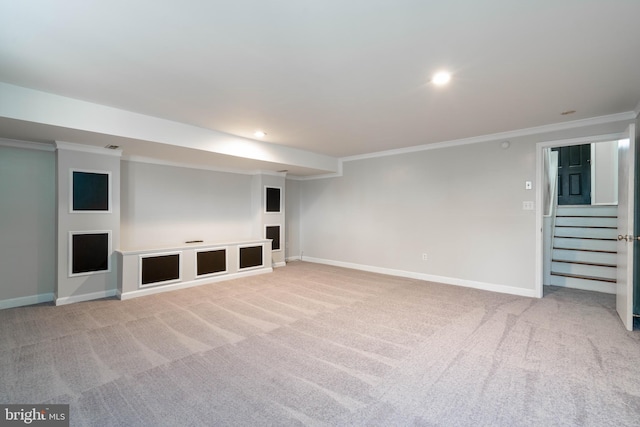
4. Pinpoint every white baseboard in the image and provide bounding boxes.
[118,267,273,300]
[286,256,301,262]
[56,289,118,306]
[274,261,287,268]
[0,293,55,310]
[303,257,538,298]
